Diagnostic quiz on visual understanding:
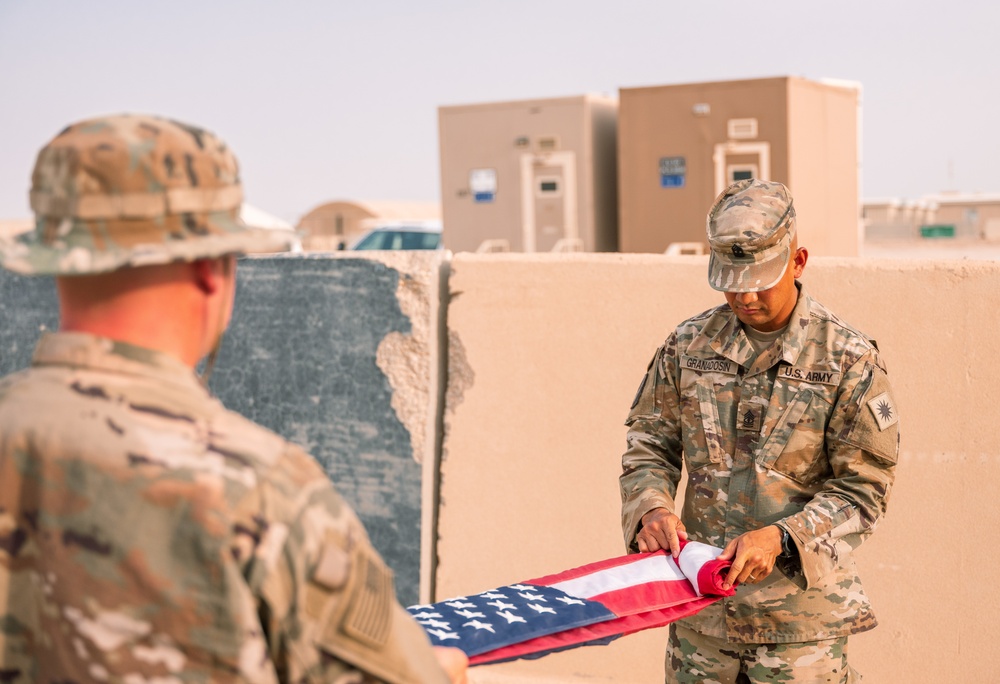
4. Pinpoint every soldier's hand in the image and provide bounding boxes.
[718,525,783,591]
[433,646,469,684]
[636,508,687,558]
